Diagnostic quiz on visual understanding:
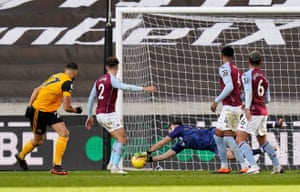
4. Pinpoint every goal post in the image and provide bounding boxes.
[116,7,300,171]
